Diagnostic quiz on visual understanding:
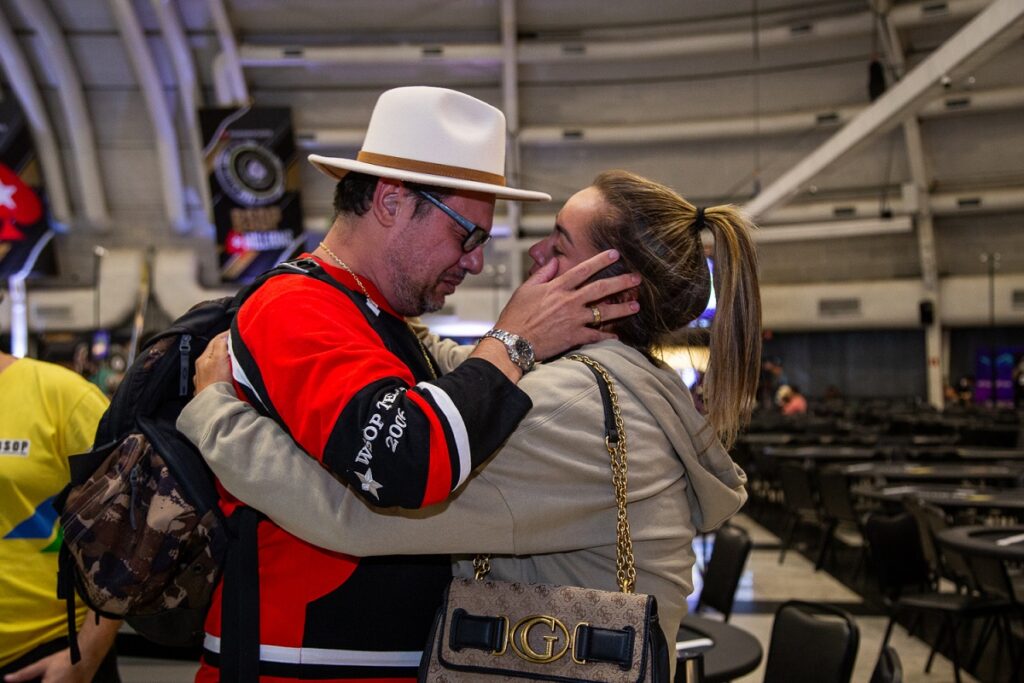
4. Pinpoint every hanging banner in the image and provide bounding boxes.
[200,106,304,283]
[0,95,56,280]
